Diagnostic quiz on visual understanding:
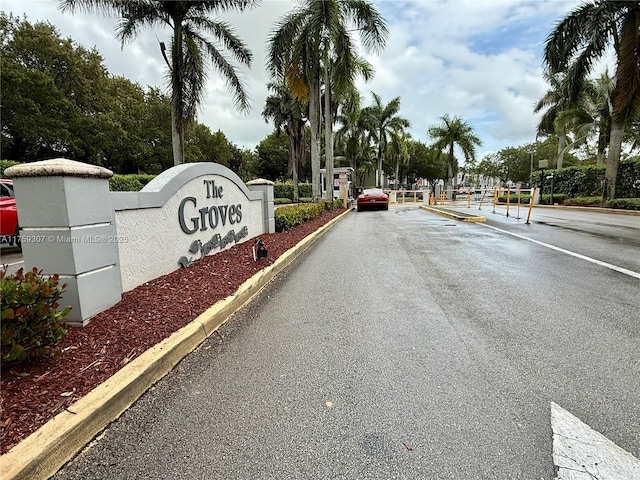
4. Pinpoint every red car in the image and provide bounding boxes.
[357,188,389,211]
[0,179,20,249]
